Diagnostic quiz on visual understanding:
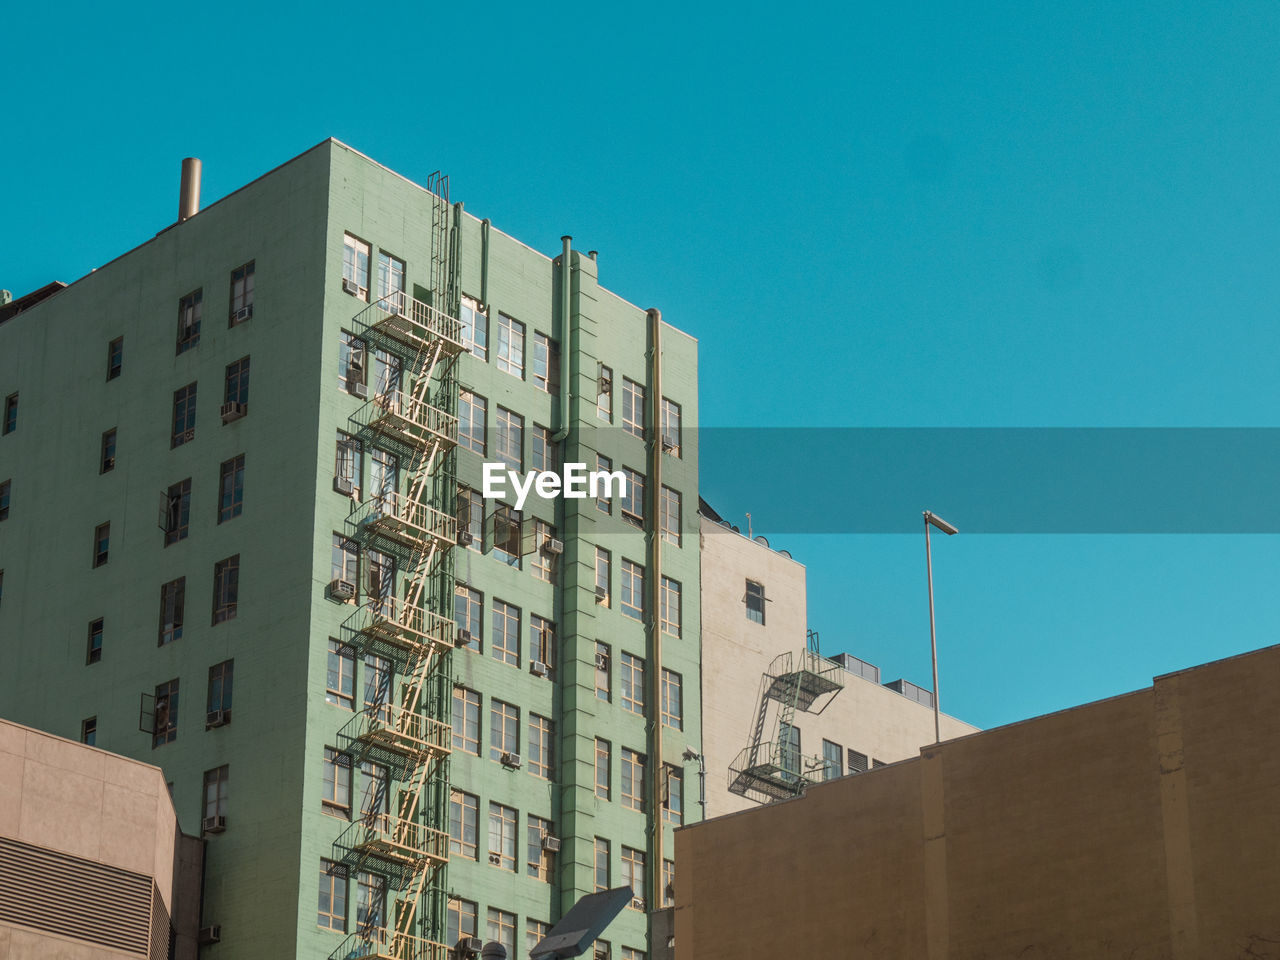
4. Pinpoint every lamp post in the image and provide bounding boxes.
[923,510,958,744]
